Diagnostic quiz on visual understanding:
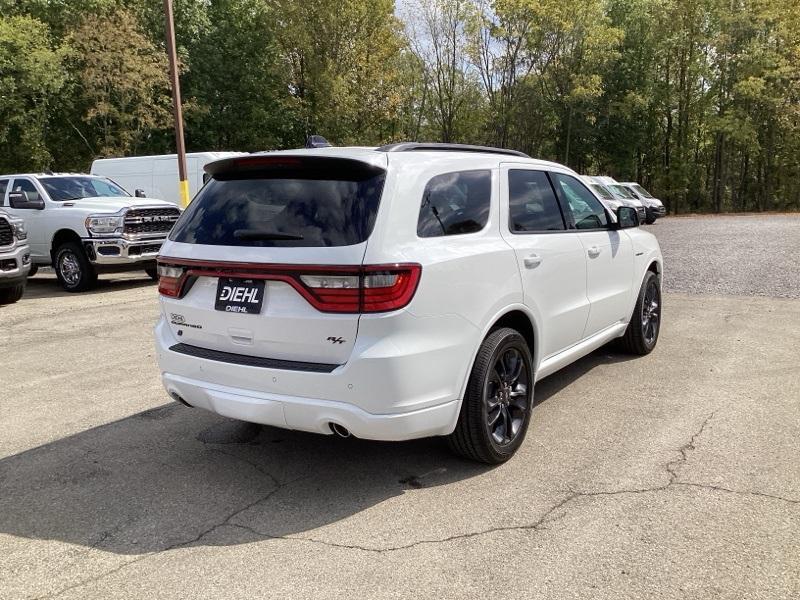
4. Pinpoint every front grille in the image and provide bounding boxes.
[169,343,340,373]
[124,207,181,236]
[0,218,13,247]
